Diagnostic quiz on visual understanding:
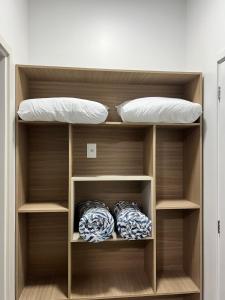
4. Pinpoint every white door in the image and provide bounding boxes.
[218,58,225,300]
[0,52,6,300]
